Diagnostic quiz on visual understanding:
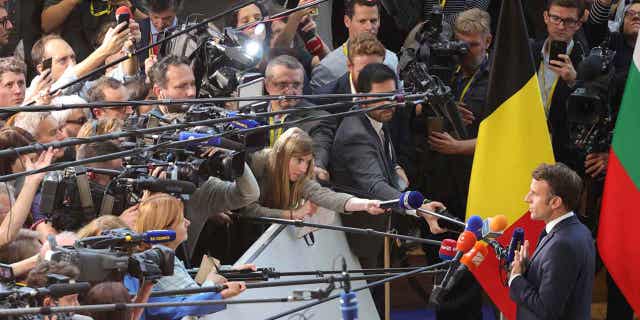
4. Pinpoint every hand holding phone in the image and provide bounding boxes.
[549,40,567,62]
